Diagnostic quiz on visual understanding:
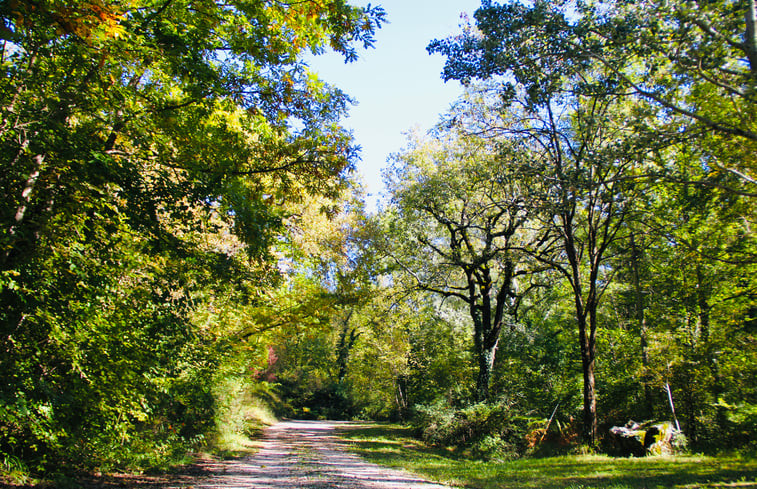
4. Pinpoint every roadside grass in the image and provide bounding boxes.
[337,423,757,489]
